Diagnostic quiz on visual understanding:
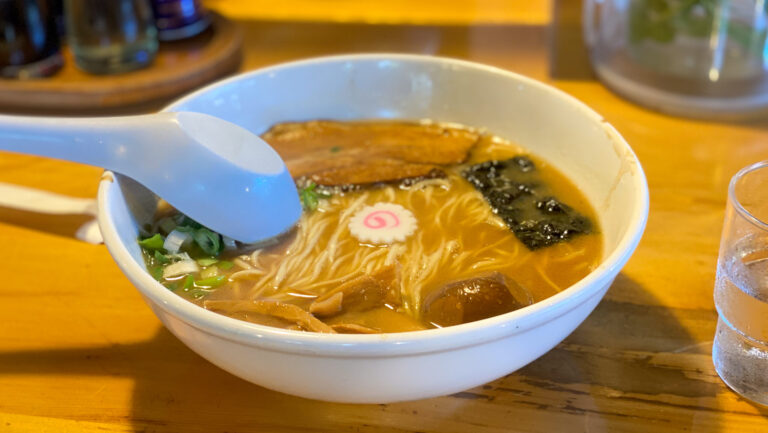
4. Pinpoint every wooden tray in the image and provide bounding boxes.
[0,13,242,114]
